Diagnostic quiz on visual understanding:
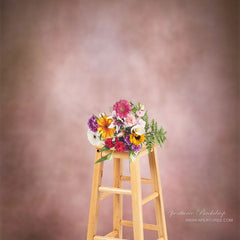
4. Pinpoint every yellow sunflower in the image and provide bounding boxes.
[97,115,115,139]
[129,132,146,145]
